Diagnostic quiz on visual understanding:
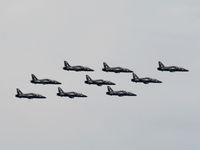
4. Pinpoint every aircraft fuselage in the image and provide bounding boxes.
[131,77,162,84]
[85,79,115,86]
[16,93,46,99]
[106,91,136,97]
[157,66,189,72]
[57,92,87,98]
[102,67,133,73]
[63,66,94,72]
